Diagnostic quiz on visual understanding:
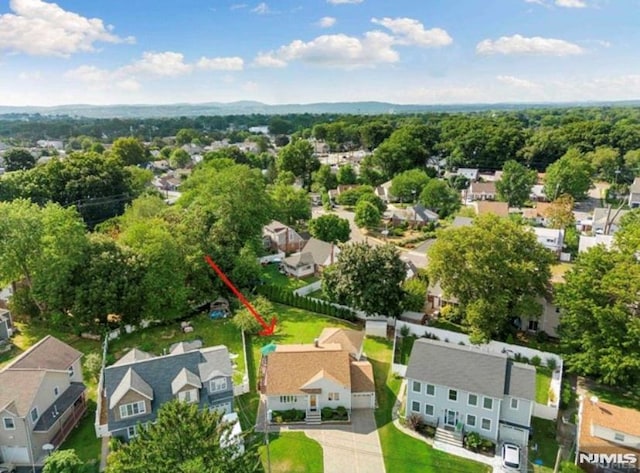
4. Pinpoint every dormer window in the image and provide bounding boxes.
[119,401,146,419]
